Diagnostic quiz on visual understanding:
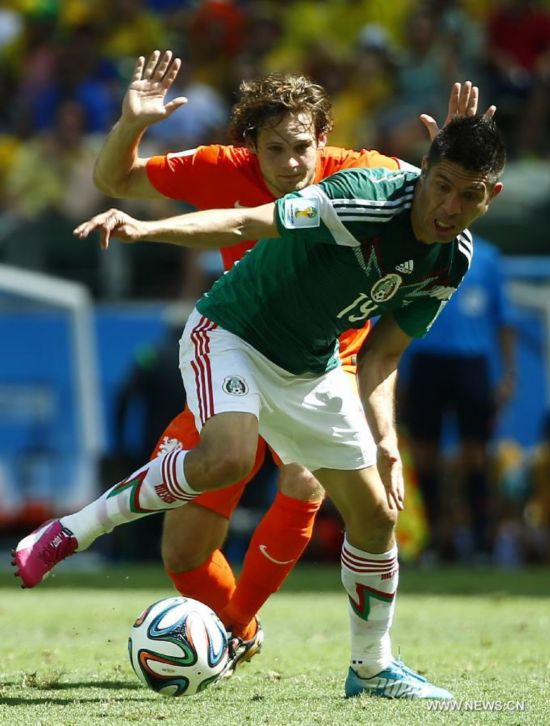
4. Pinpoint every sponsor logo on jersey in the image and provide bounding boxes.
[283,197,320,228]
[370,273,402,303]
[223,375,249,396]
[395,259,414,274]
